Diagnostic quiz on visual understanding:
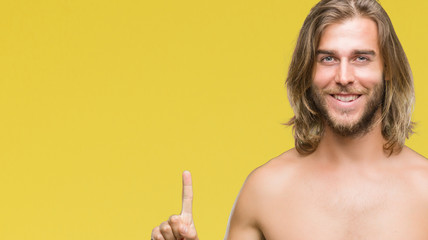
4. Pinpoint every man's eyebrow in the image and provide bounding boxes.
[316,49,335,55]
[316,49,377,55]
[353,50,376,55]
